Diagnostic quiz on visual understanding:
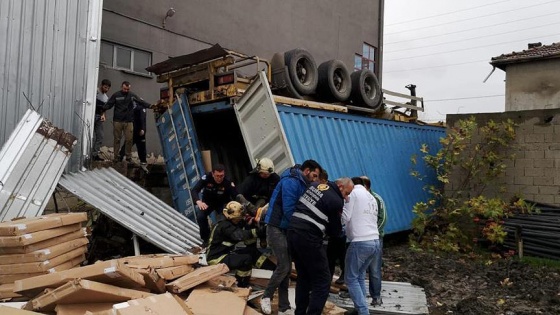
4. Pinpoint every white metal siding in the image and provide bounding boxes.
[0,0,102,172]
